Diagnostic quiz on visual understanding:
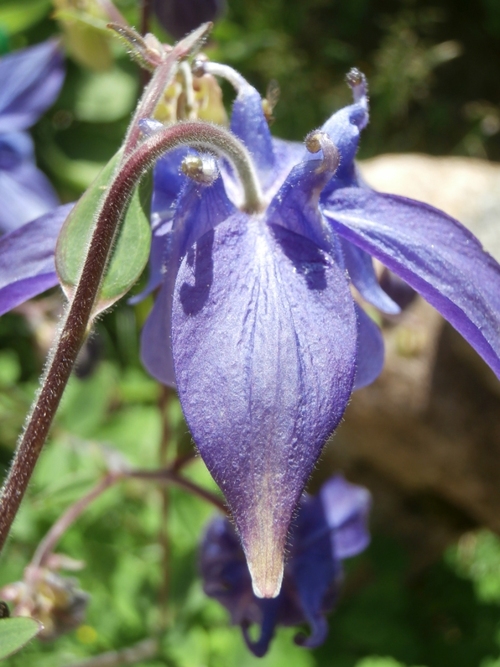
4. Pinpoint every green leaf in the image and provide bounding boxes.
[0,617,42,660]
[55,150,152,317]
[74,66,139,123]
[0,0,50,35]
